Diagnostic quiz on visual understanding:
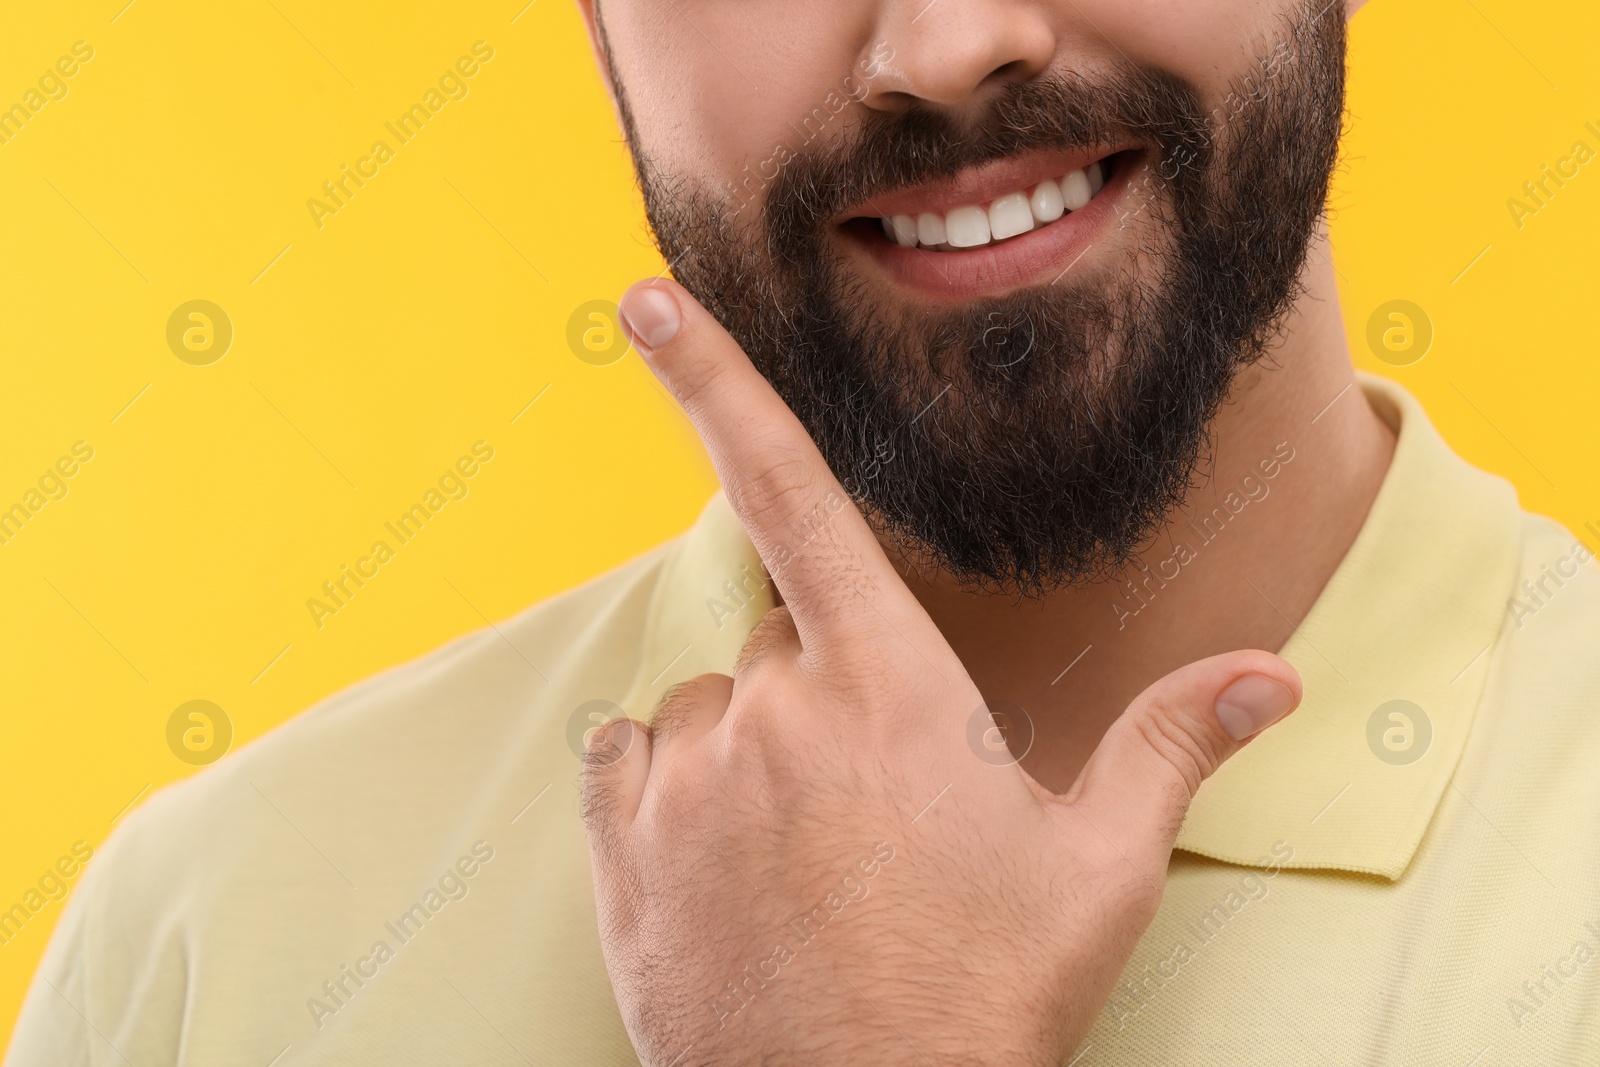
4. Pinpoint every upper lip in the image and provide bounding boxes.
[837,144,1135,222]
